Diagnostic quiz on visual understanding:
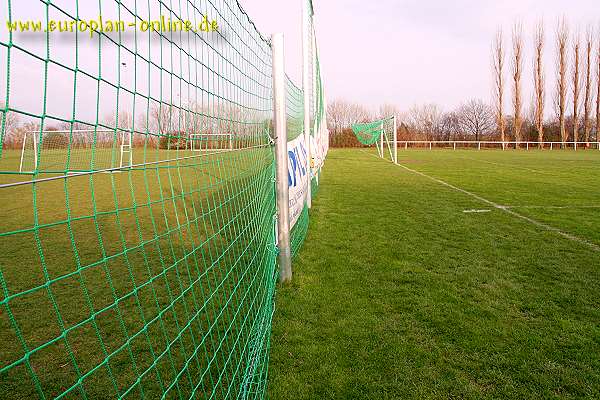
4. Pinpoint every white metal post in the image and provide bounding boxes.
[379,121,384,158]
[119,130,133,168]
[302,0,312,209]
[19,132,28,173]
[393,116,397,164]
[272,33,292,283]
[33,132,38,170]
